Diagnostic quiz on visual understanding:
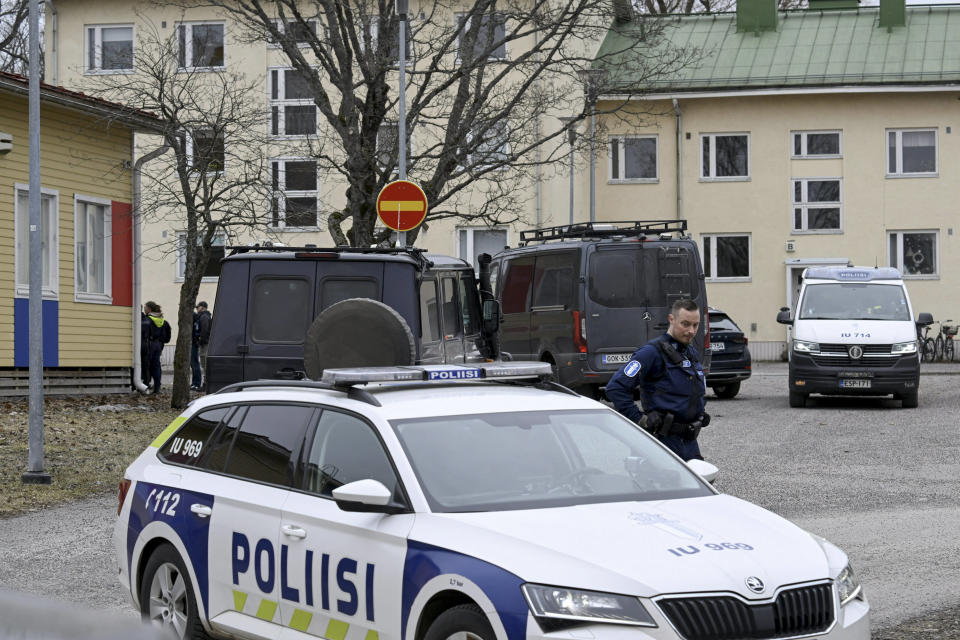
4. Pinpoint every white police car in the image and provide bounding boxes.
[114,363,869,640]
